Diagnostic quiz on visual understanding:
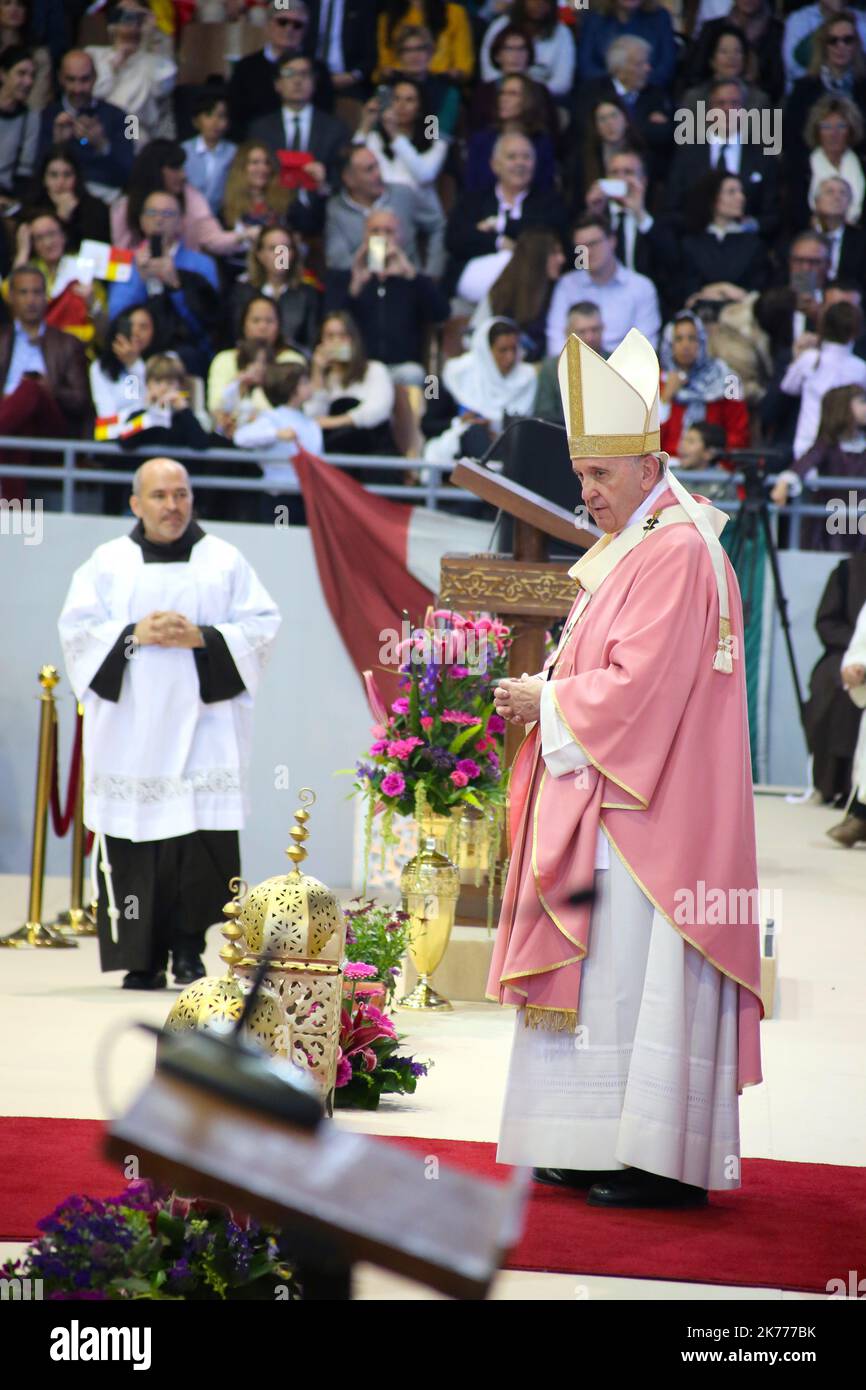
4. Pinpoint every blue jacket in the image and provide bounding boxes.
[181,138,238,216]
[107,244,220,337]
[37,99,135,190]
[578,11,677,88]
